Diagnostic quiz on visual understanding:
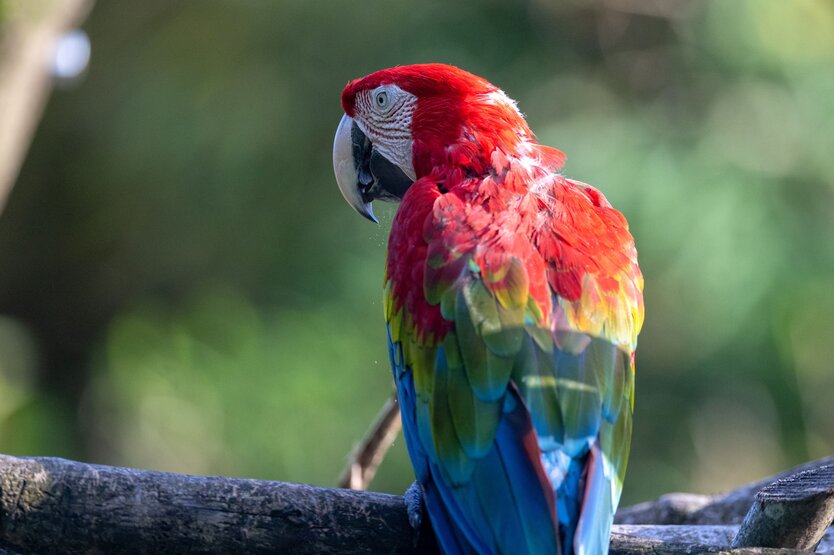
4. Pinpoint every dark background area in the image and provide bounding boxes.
[0,0,832,506]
